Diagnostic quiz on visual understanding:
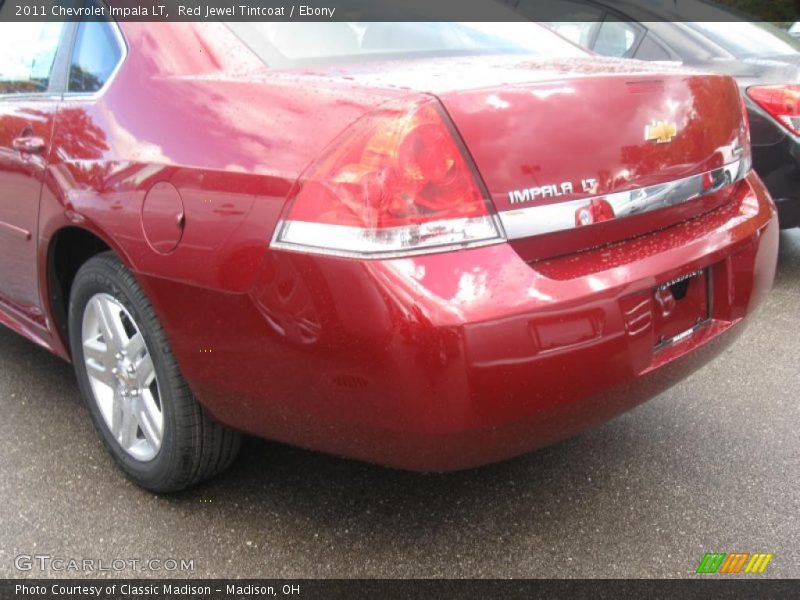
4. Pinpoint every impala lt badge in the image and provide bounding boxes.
[508,177,598,205]
[645,119,678,144]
